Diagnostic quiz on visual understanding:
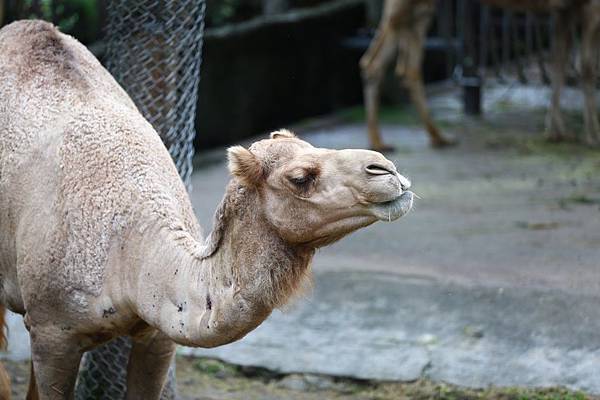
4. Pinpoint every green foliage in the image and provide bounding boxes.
[5,0,100,44]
